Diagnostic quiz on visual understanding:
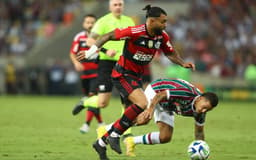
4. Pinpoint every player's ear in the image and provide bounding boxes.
[195,96,202,103]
